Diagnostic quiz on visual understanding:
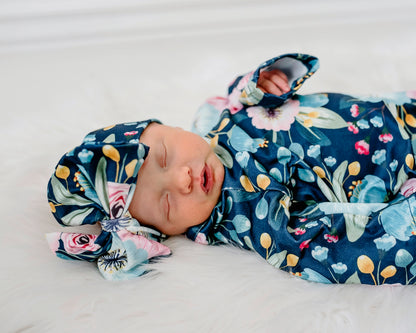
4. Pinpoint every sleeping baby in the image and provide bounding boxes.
[47,53,416,285]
